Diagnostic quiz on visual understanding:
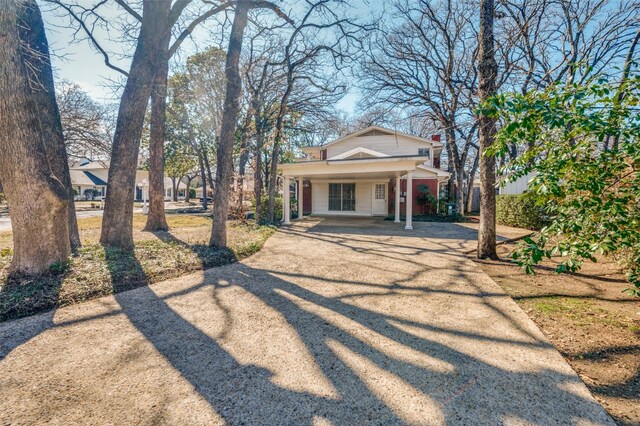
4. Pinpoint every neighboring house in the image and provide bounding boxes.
[69,160,187,201]
[277,126,450,230]
[499,172,536,195]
